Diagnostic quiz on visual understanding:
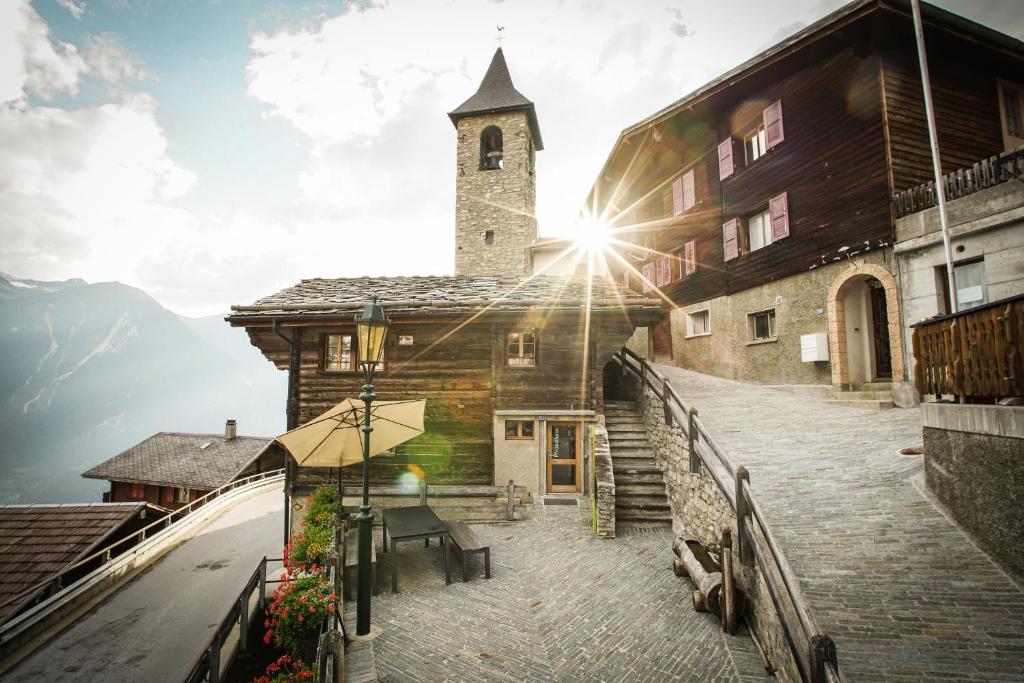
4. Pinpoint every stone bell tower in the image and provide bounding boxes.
[448,48,543,277]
